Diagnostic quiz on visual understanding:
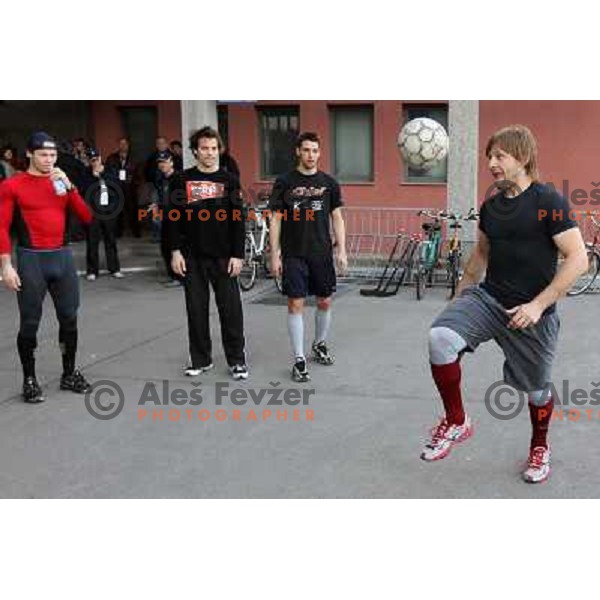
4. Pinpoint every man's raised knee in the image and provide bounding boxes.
[429,326,467,365]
